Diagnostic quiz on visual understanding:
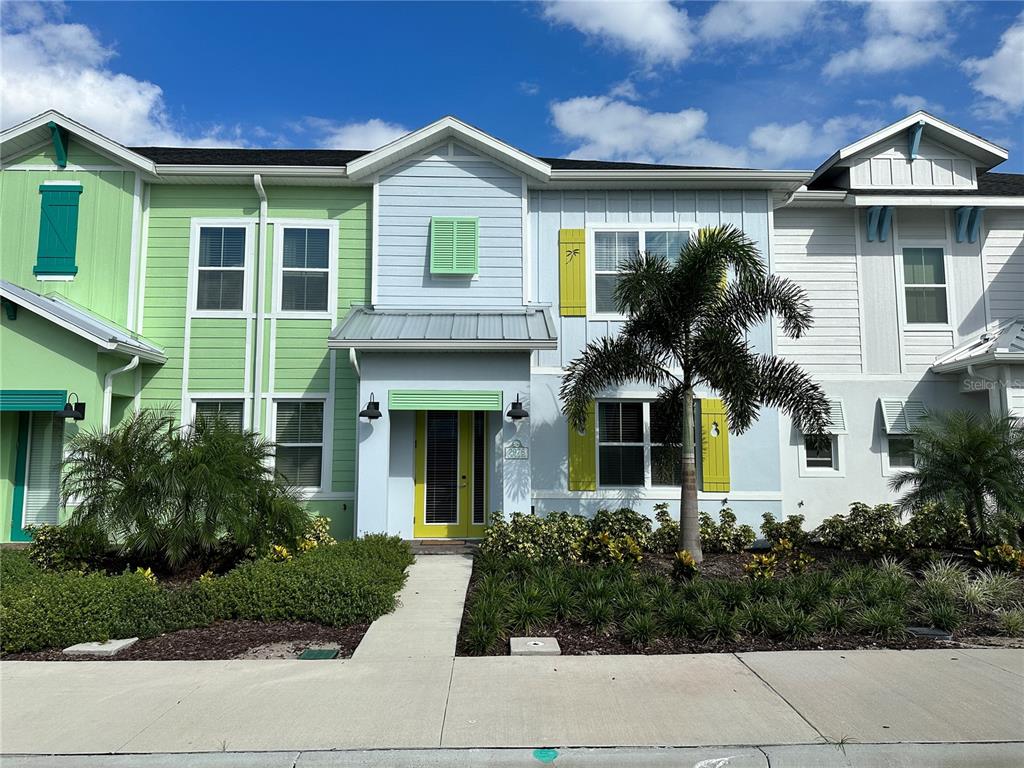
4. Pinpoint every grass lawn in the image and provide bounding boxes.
[0,536,414,658]
[457,550,1024,656]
